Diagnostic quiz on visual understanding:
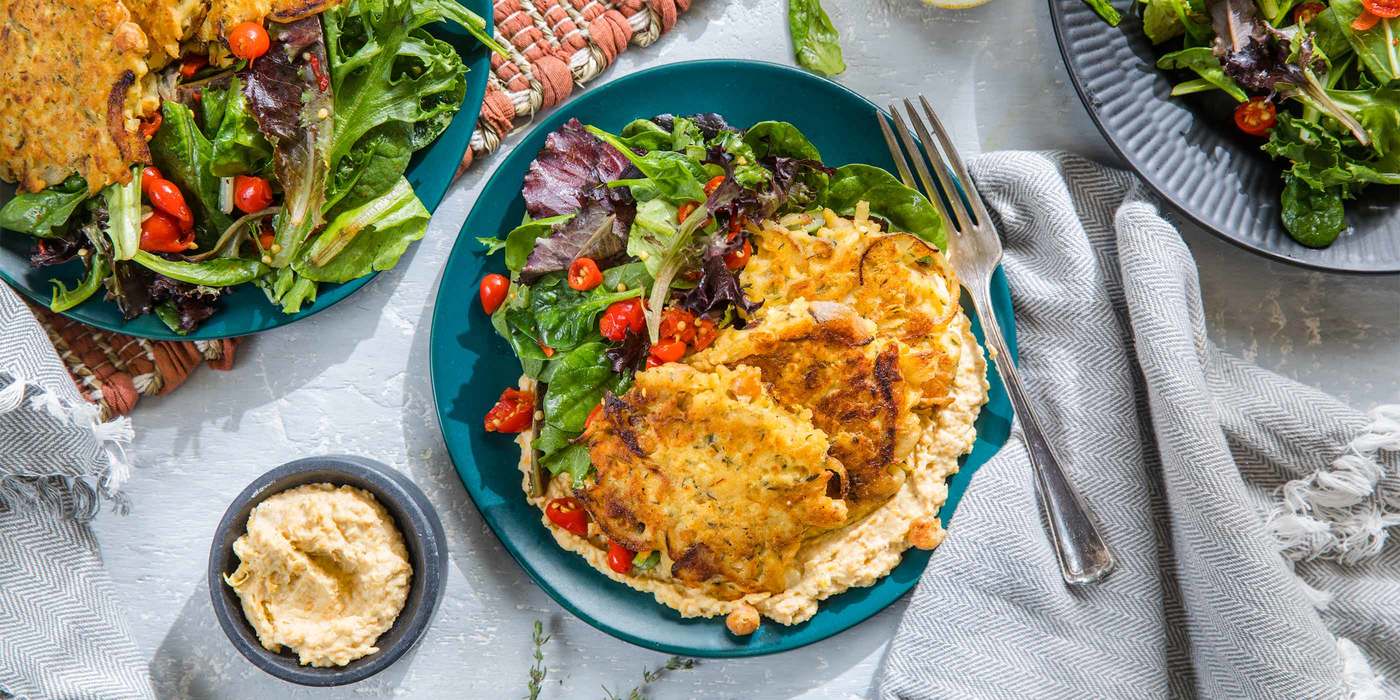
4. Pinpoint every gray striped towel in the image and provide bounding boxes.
[876,152,1400,699]
[0,283,154,699]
